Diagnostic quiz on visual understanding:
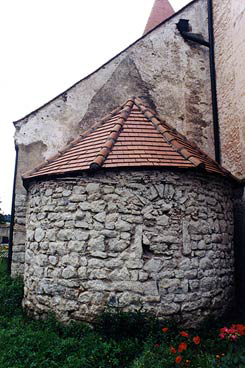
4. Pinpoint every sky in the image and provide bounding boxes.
[0,0,190,214]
